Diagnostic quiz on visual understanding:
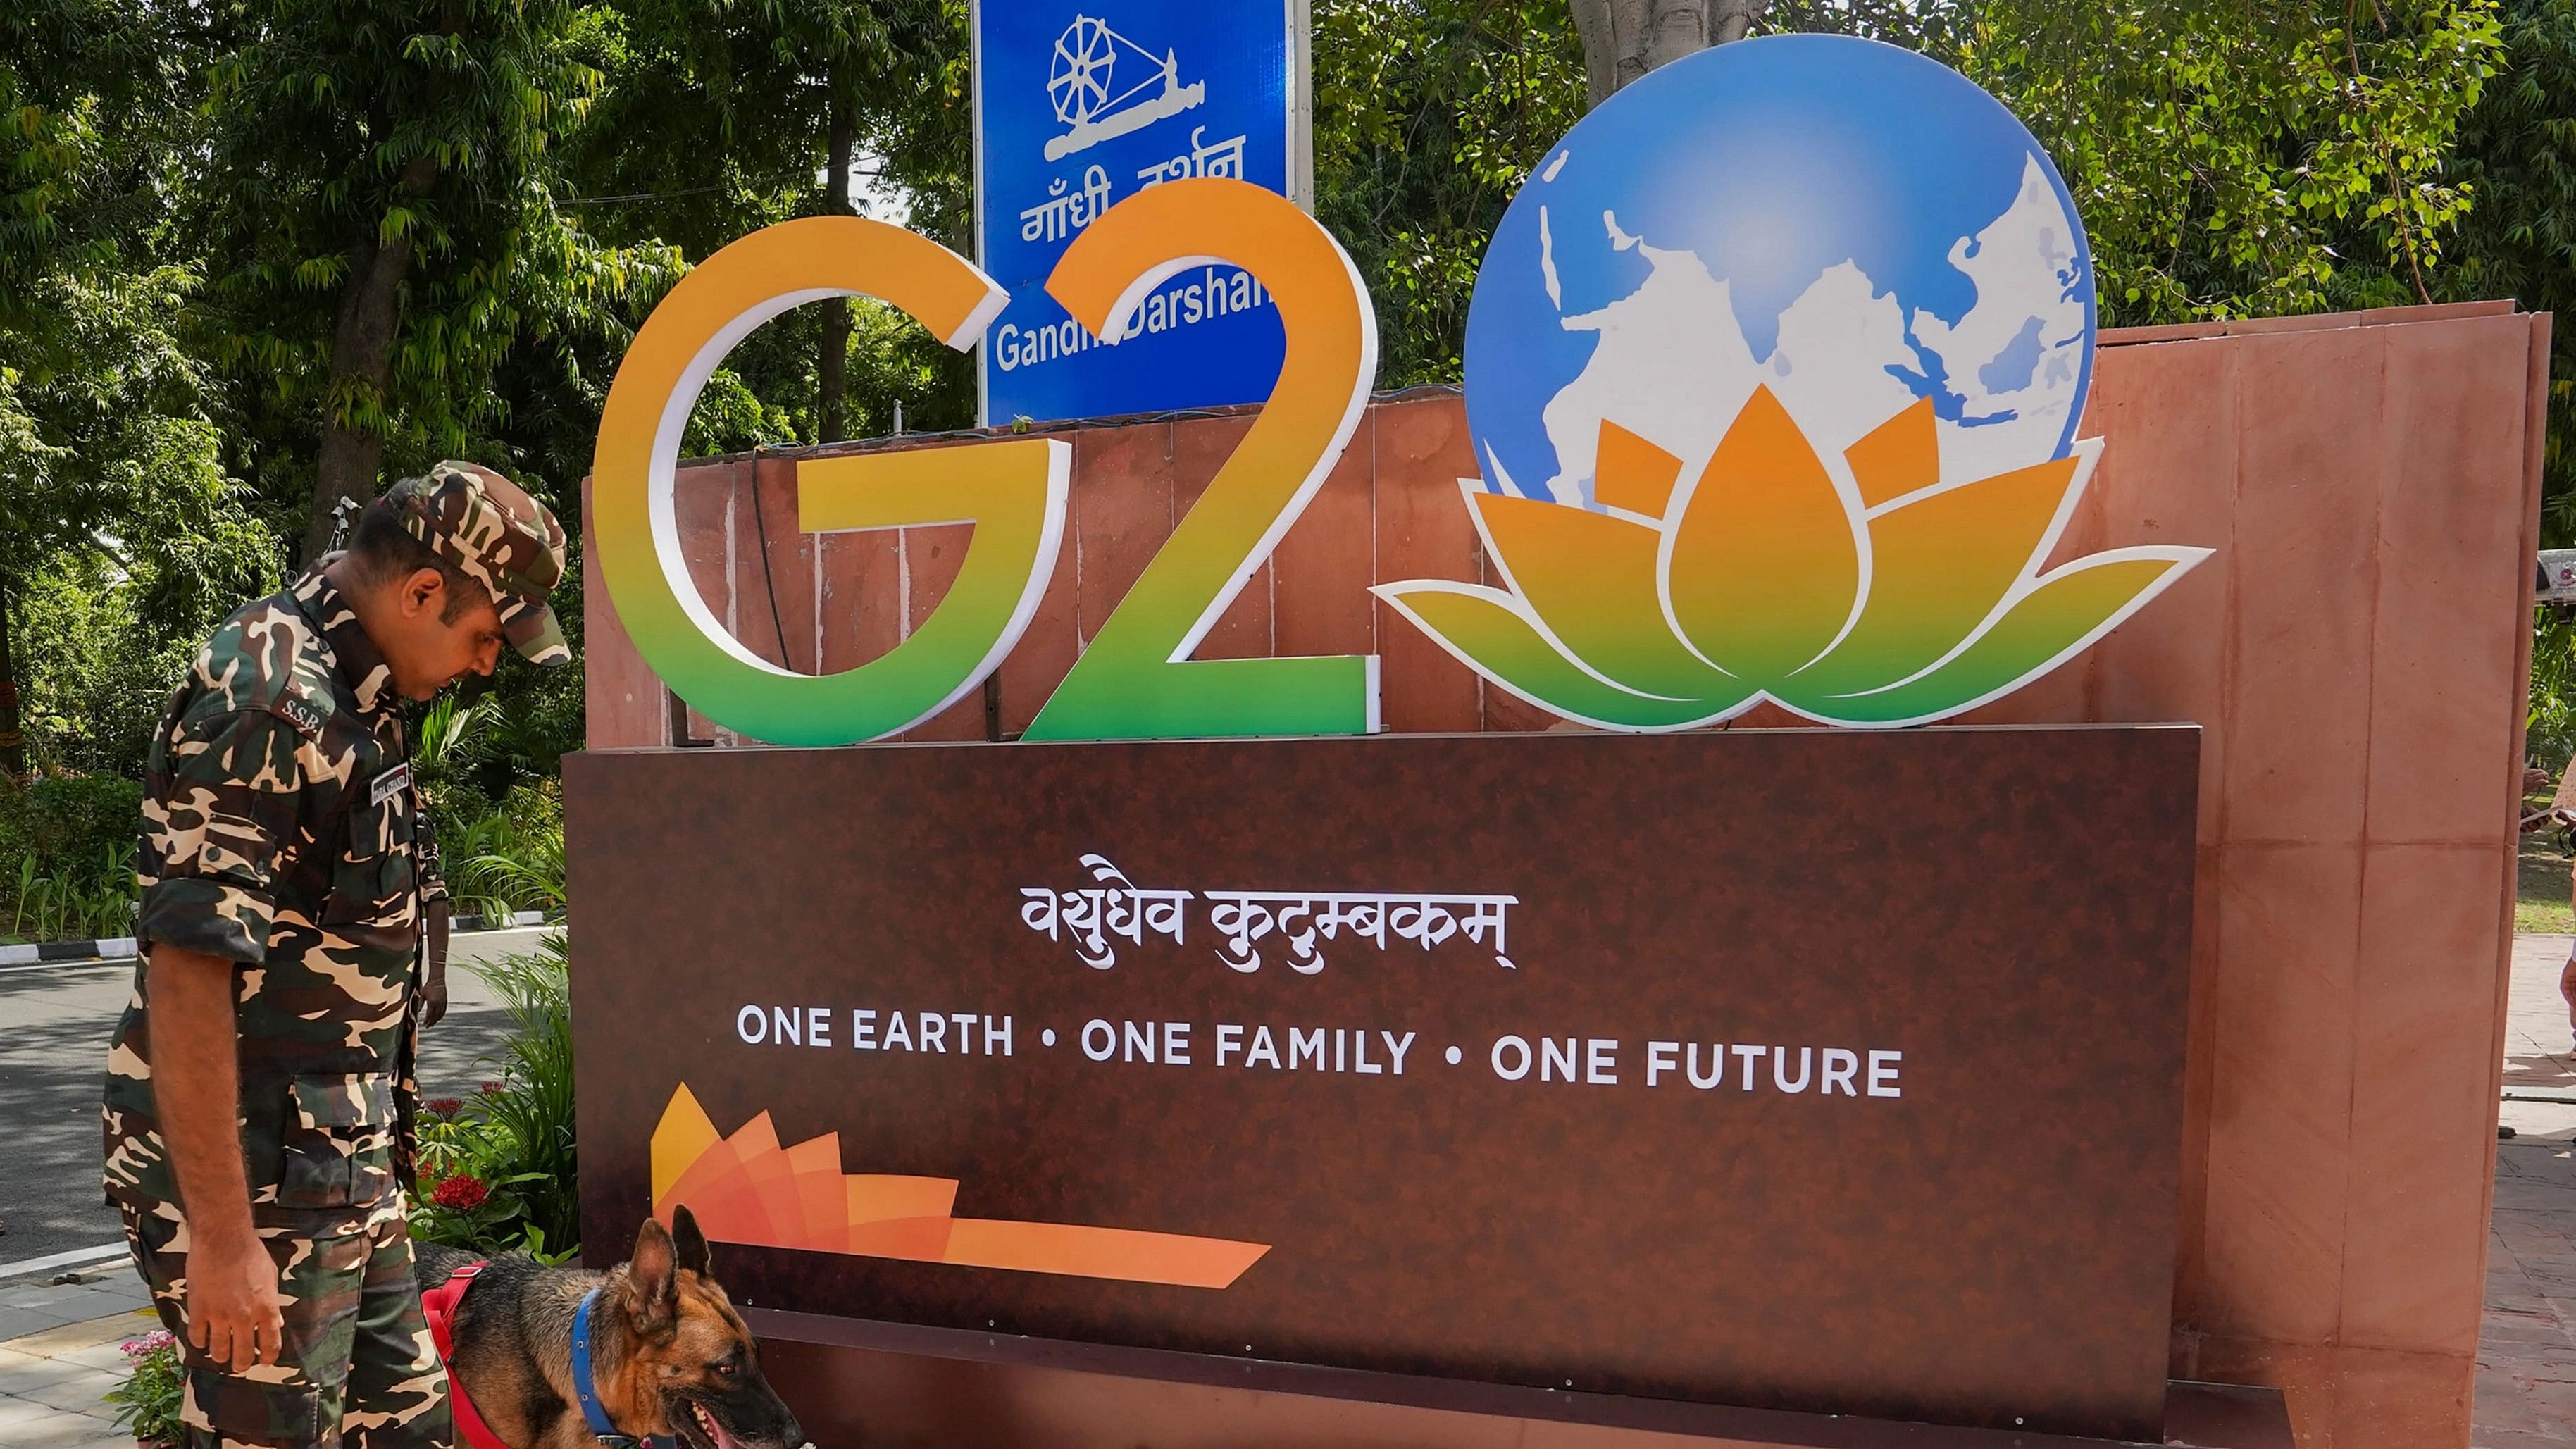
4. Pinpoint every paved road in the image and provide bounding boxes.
[0,928,549,1269]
